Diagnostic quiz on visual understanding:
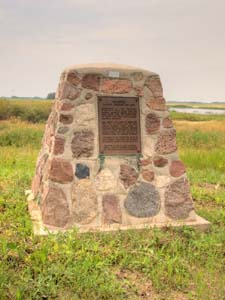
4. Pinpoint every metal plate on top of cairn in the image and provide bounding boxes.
[98,96,141,155]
